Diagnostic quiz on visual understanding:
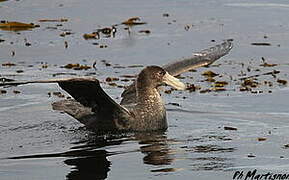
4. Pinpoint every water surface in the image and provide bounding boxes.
[1,0,289,179]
